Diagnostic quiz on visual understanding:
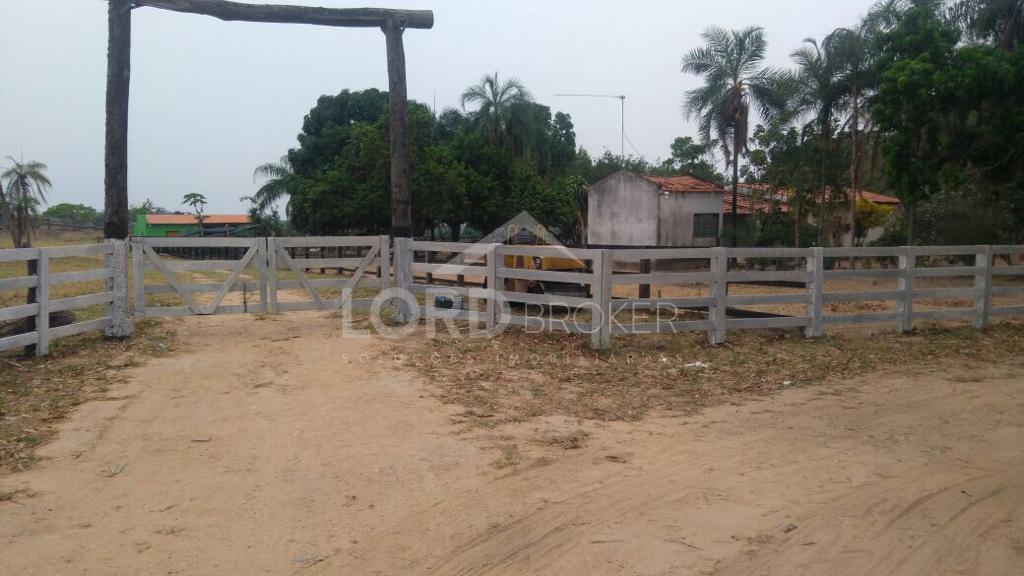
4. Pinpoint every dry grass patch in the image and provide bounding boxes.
[401,321,1024,426]
[0,319,176,472]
